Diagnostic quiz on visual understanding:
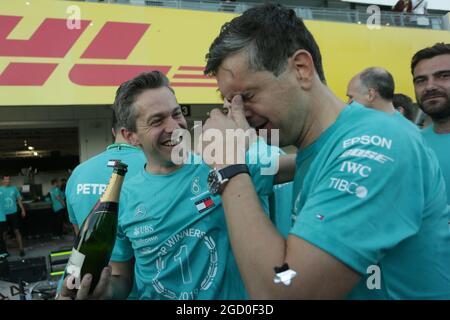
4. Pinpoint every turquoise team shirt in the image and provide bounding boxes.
[246,138,293,237]
[290,103,450,299]
[111,152,275,300]
[0,188,6,222]
[0,186,21,215]
[66,143,146,227]
[49,187,65,212]
[422,125,450,219]
[271,146,293,239]
[270,182,293,238]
